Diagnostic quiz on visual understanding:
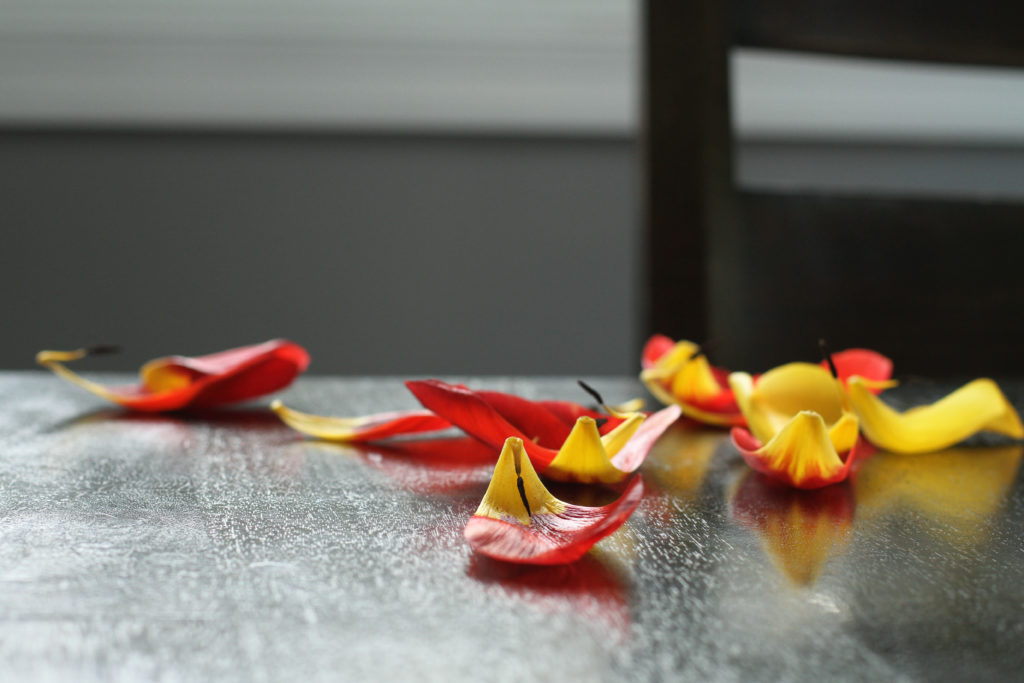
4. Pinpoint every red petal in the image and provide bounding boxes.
[464,477,644,565]
[117,340,309,411]
[823,348,893,390]
[474,390,577,446]
[641,334,677,369]
[406,379,562,468]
